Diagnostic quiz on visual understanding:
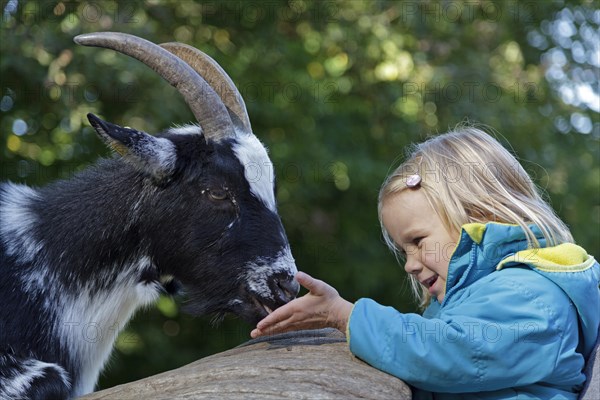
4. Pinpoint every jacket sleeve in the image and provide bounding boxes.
[347,270,580,393]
